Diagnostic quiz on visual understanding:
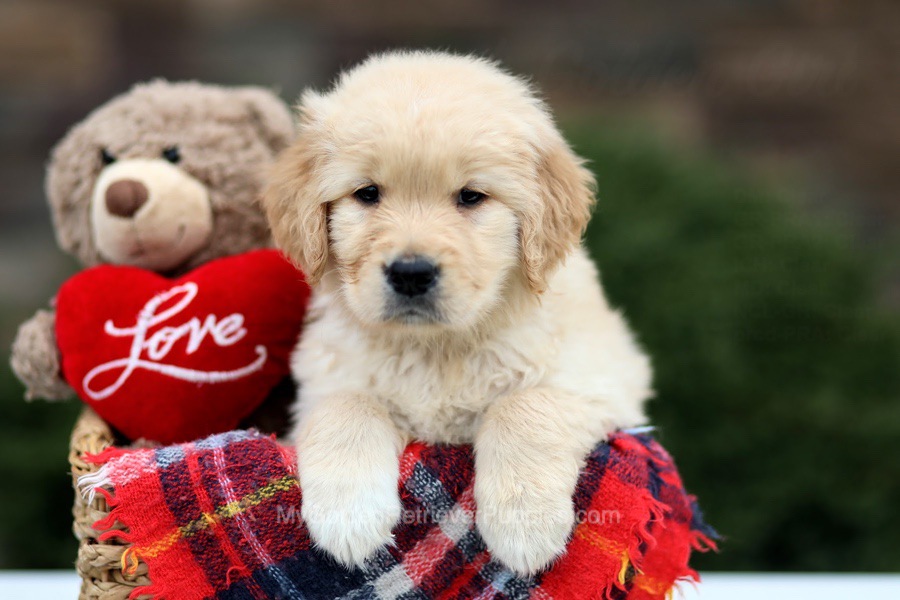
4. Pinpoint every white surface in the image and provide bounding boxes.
[2,571,900,599]
[0,571,81,598]
[679,573,900,599]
